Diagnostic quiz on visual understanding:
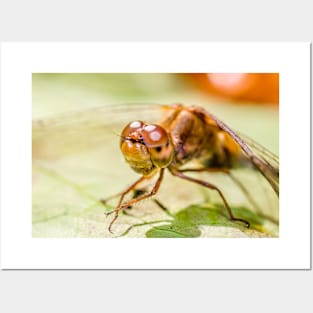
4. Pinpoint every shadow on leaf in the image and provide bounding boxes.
[145,204,266,238]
